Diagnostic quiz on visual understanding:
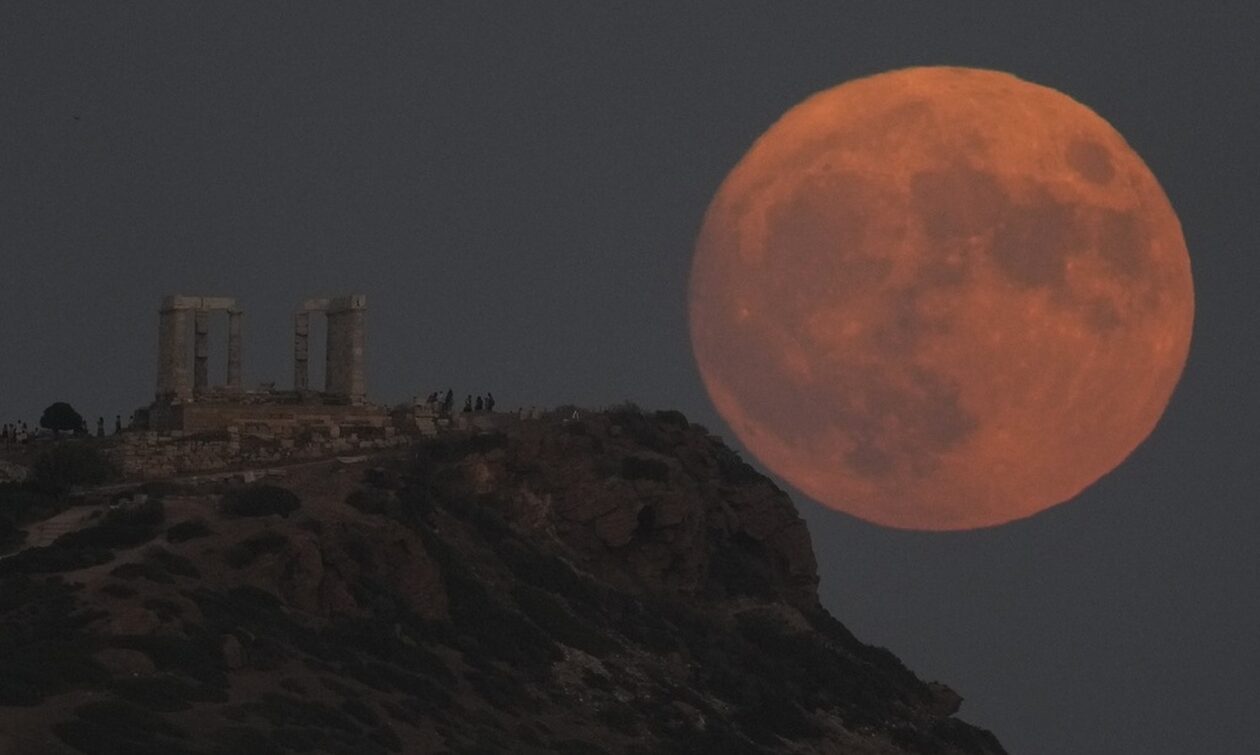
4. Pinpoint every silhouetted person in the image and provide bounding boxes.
[444,389,454,413]
[96,417,105,438]
[475,396,484,412]
[463,396,473,413]
[486,392,495,412]
[115,415,123,434]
